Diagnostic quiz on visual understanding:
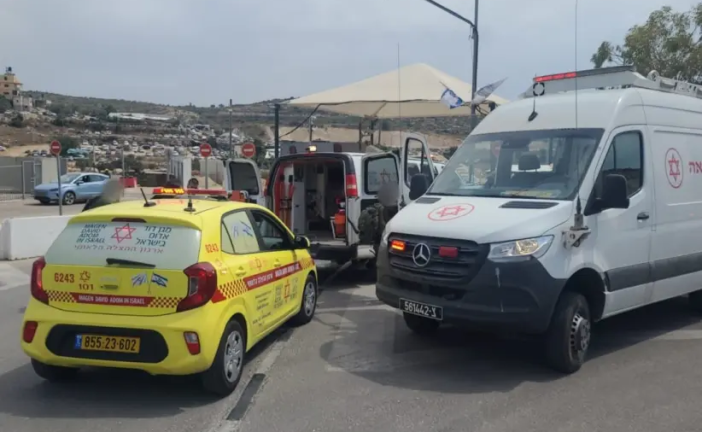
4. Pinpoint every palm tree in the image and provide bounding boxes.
[591,42,615,68]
